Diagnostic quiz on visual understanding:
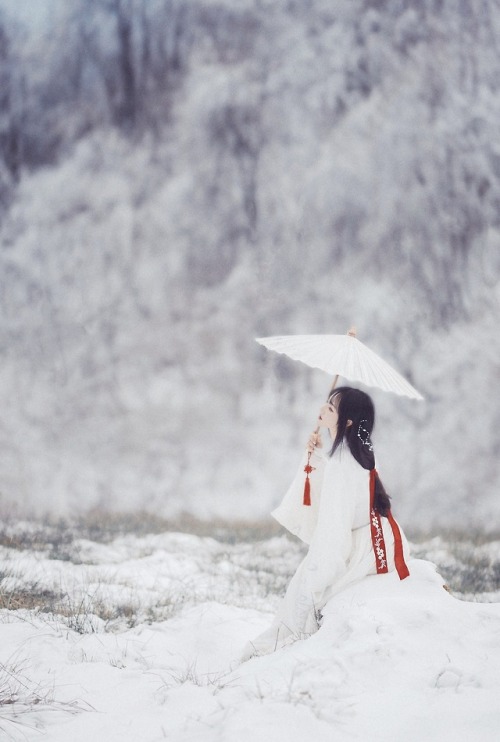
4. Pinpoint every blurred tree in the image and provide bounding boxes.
[0,20,24,203]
